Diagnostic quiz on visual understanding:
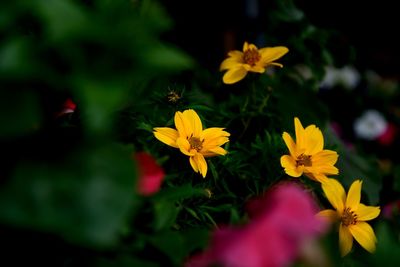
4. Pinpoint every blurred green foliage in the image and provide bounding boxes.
[0,0,397,266]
